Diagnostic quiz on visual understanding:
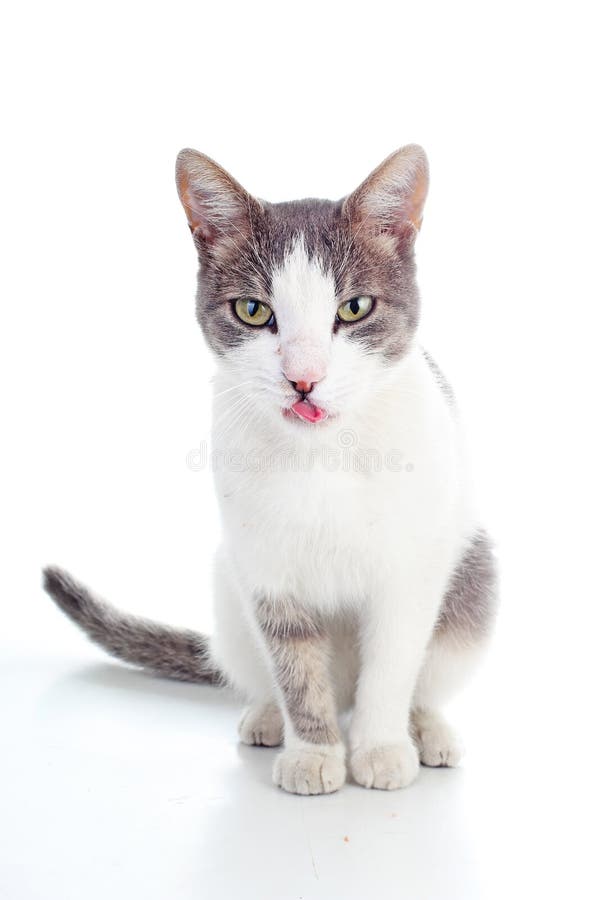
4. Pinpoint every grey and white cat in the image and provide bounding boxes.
[44,145,497,794]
